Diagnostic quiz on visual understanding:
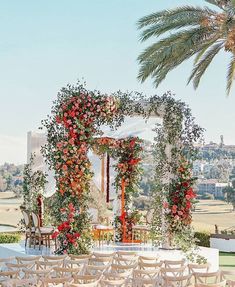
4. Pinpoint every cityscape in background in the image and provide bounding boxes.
[1,131,235,205]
